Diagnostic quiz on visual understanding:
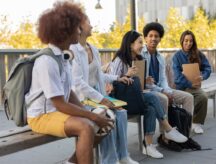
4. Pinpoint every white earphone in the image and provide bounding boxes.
[63,50,74,60]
